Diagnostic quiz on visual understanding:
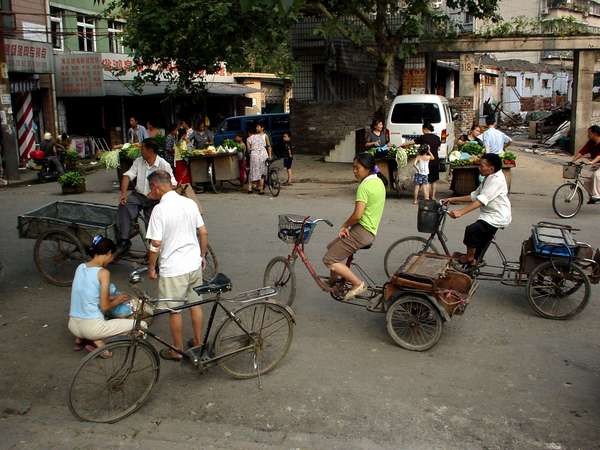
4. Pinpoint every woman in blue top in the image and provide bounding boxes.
[68,235,136,352]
